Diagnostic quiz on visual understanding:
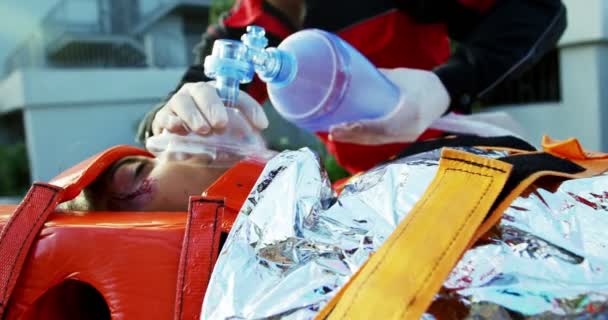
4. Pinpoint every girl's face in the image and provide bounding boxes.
[99,155,229,211]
